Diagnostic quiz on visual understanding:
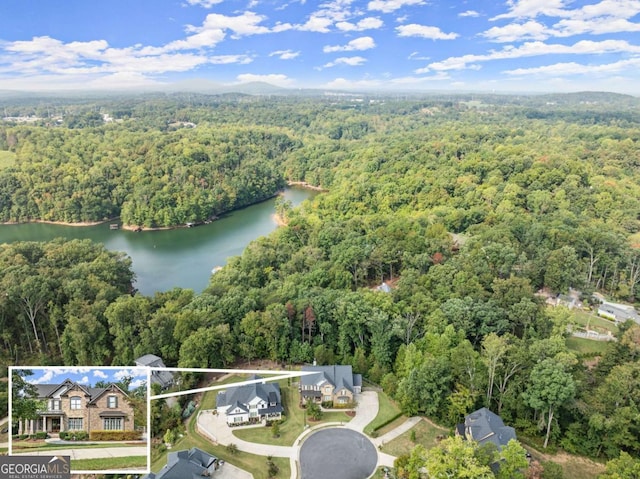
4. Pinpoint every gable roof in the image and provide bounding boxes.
[135,354,166,368]
[135,354,174,388]
[464,407,516,450]
[300,365,361,393]
[33,380,129,403]
[143,447,217,479]
[216,375,282,414]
